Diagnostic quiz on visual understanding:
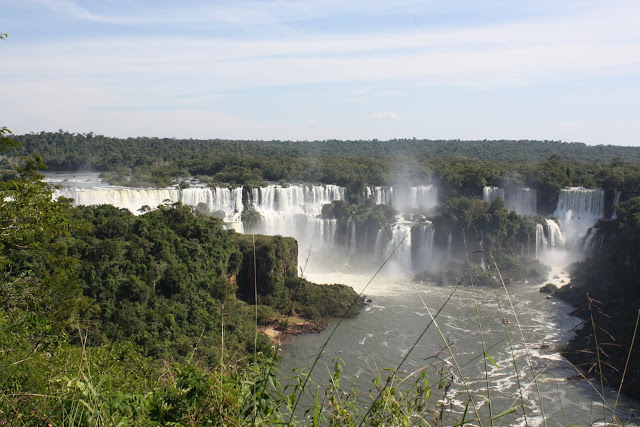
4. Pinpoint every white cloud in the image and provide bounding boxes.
[371,112,399,120]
